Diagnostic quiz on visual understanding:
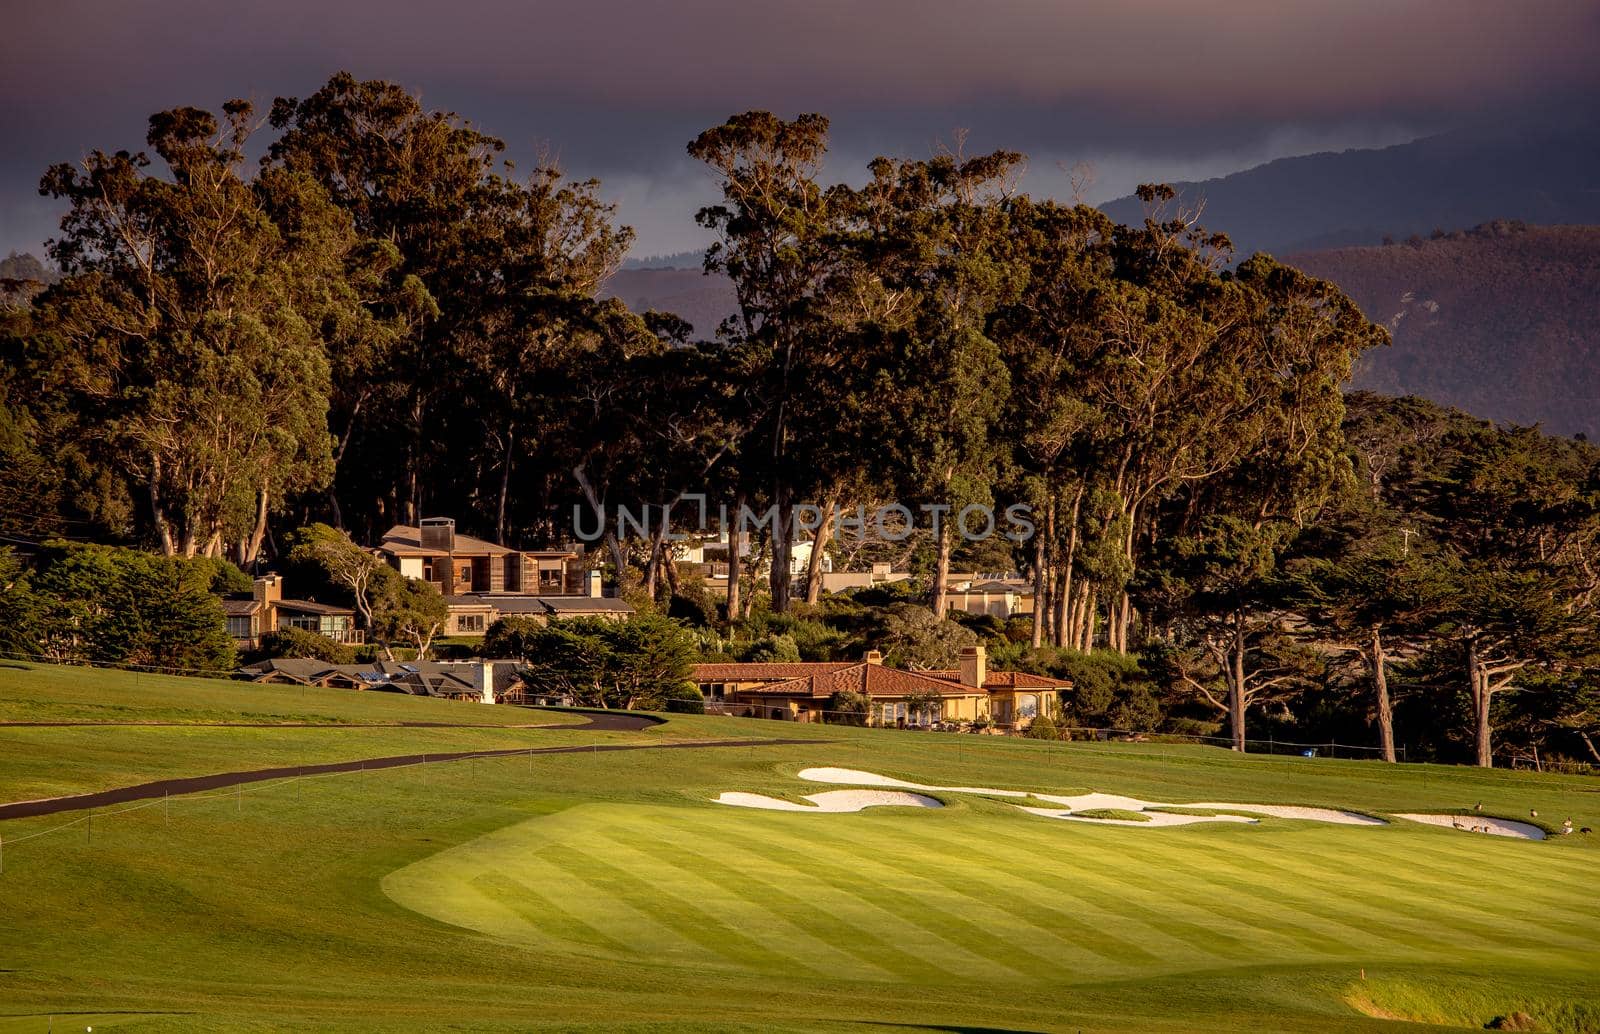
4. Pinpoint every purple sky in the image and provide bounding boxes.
[4,0,1597,257]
